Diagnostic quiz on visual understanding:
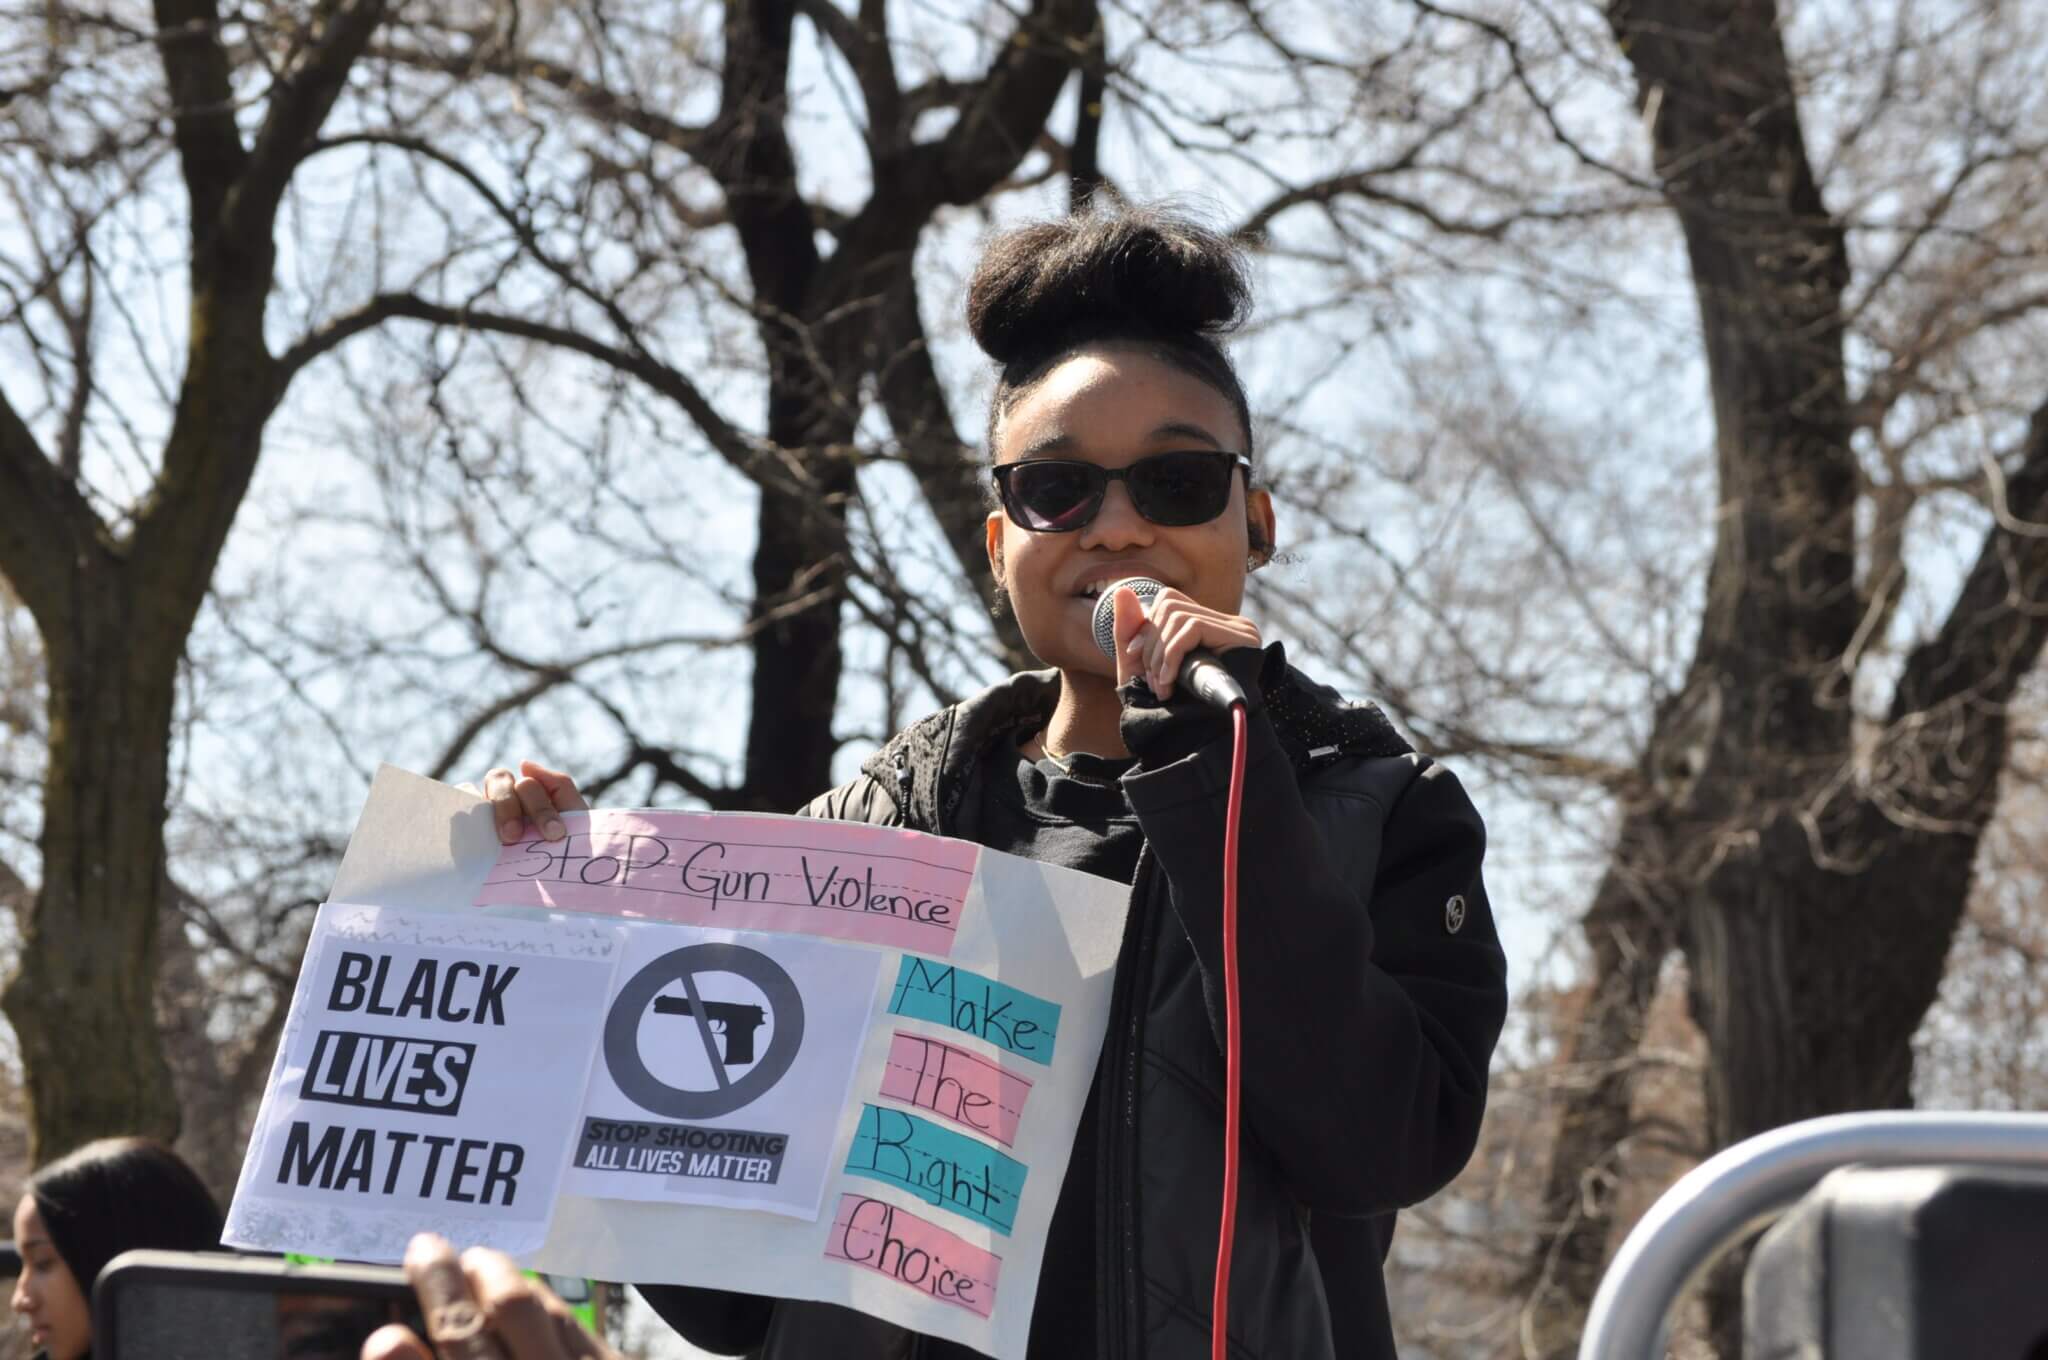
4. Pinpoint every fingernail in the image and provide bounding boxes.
[405,1233,450,1265]
[543,818,564,841]
[499,819,522,843]
[1125,636,1143,655]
